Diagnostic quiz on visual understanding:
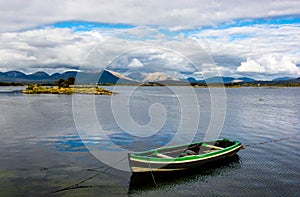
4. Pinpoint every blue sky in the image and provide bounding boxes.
[0,0,299,80]
[50,21,135,31]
